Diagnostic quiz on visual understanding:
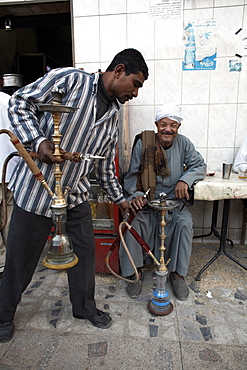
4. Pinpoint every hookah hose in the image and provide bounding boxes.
[0,129,54,198]
[0,129,55,231]
[105,212,160,283]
